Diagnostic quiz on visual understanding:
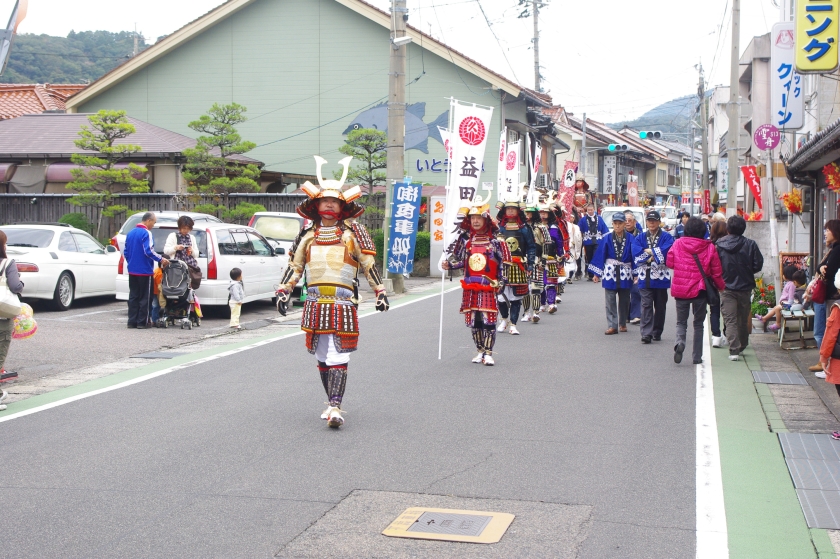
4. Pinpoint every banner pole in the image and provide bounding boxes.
[438,269,446,360]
